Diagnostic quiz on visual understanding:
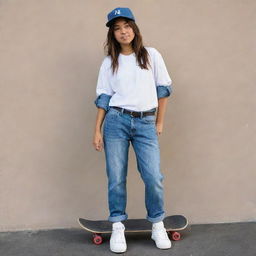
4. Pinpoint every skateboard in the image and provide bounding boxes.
[78,215,188,245]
